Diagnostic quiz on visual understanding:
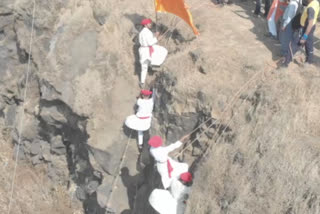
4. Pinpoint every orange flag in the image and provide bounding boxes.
[155,0,200,36]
